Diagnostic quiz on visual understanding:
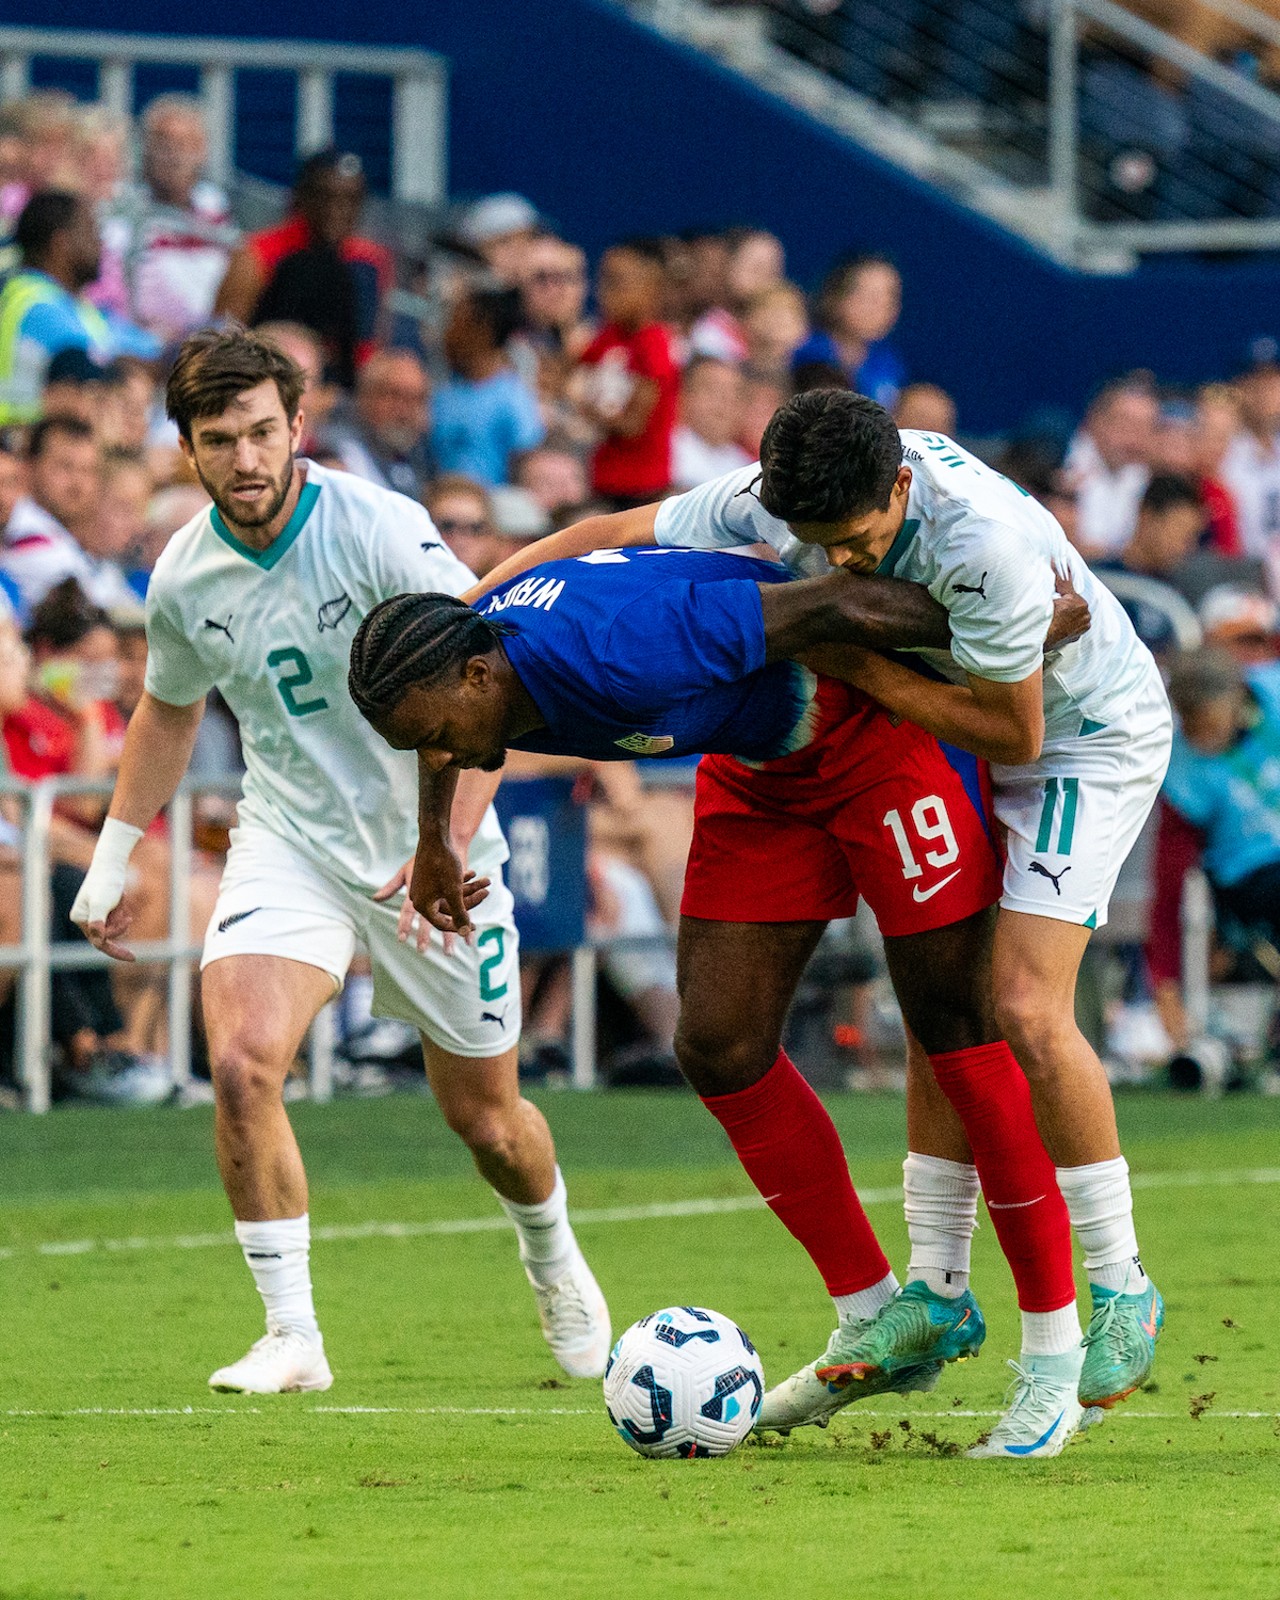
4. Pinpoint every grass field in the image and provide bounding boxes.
[1,1088,1277,1600]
